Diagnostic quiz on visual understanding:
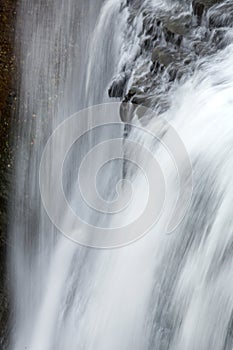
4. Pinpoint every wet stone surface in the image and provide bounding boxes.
[108,0,231,122]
